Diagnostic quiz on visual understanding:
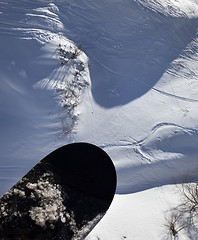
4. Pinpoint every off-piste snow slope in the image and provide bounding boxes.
[1,0,198,239]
